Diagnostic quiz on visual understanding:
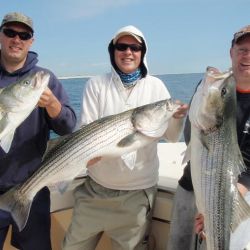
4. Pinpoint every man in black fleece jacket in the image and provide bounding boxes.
[0,12,76,250]
[168,25,250,250]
